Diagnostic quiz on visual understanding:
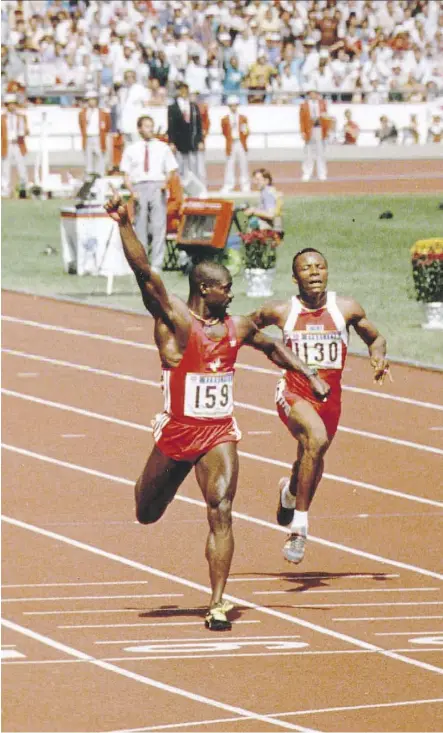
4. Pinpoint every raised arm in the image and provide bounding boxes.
[105,194,174,322]
[345,298,389,383]
[241,319,330,400]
